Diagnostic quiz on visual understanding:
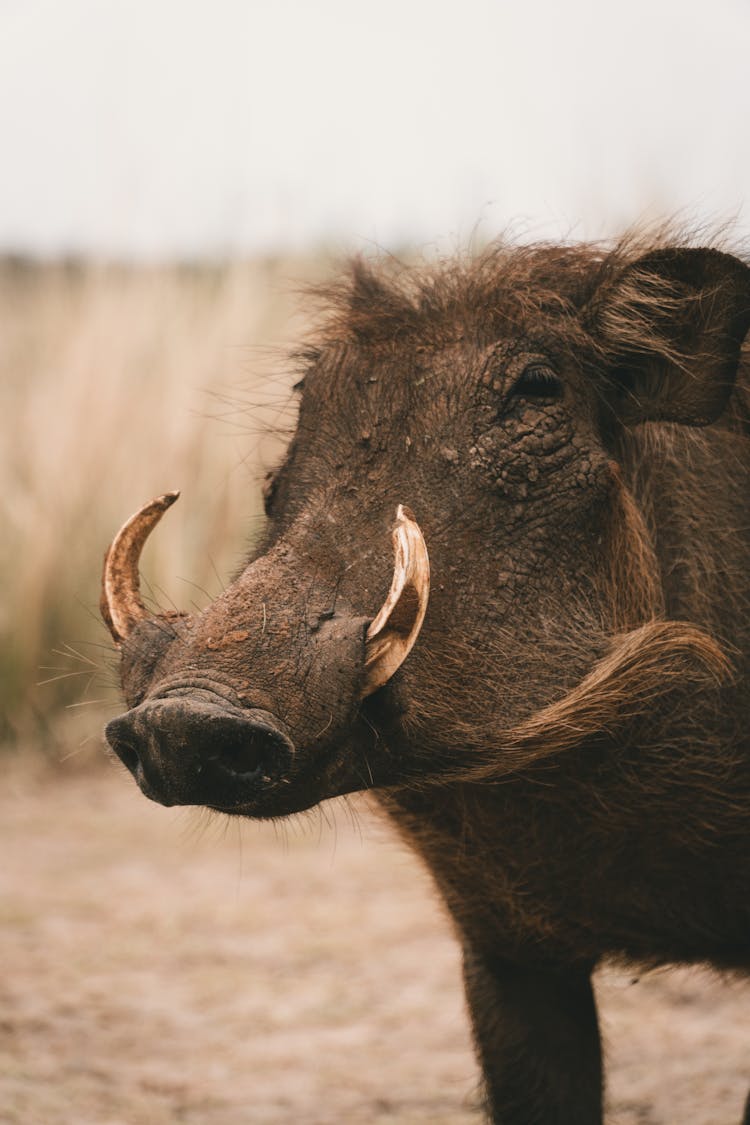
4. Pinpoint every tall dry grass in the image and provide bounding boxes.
[0,256,326,752]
